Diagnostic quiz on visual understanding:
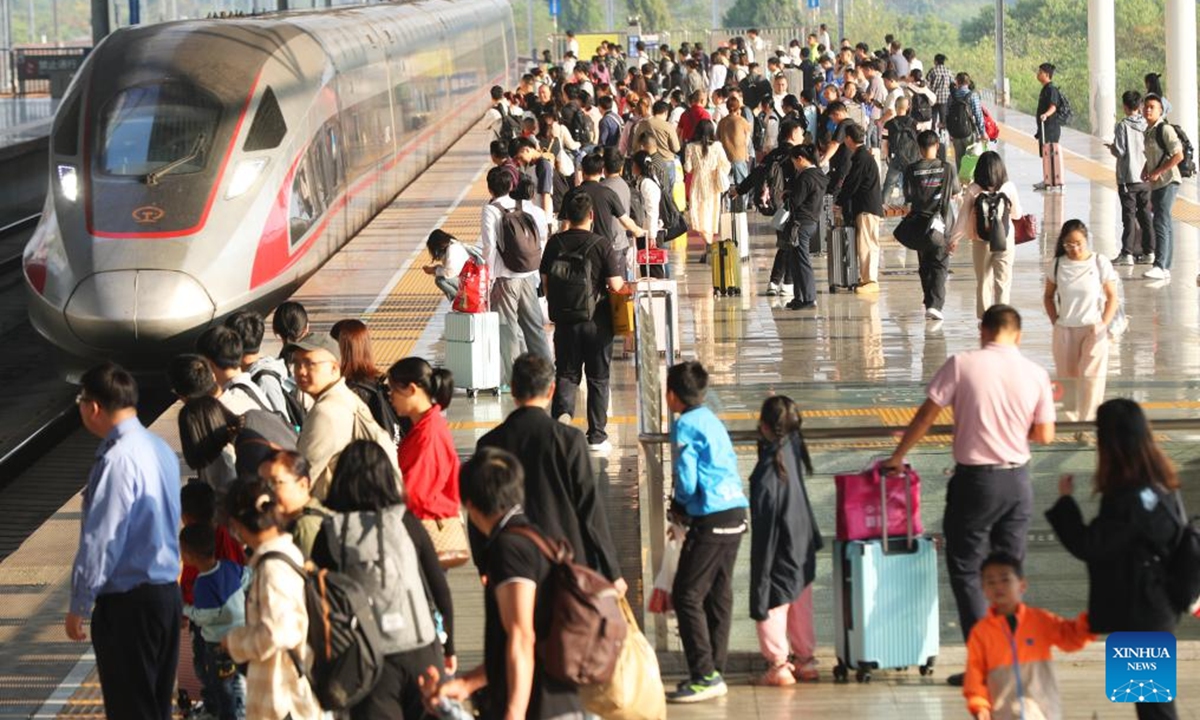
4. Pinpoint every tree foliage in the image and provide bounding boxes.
[628,0,672,32]
[723,0,804,29]
[562,0,605,34]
